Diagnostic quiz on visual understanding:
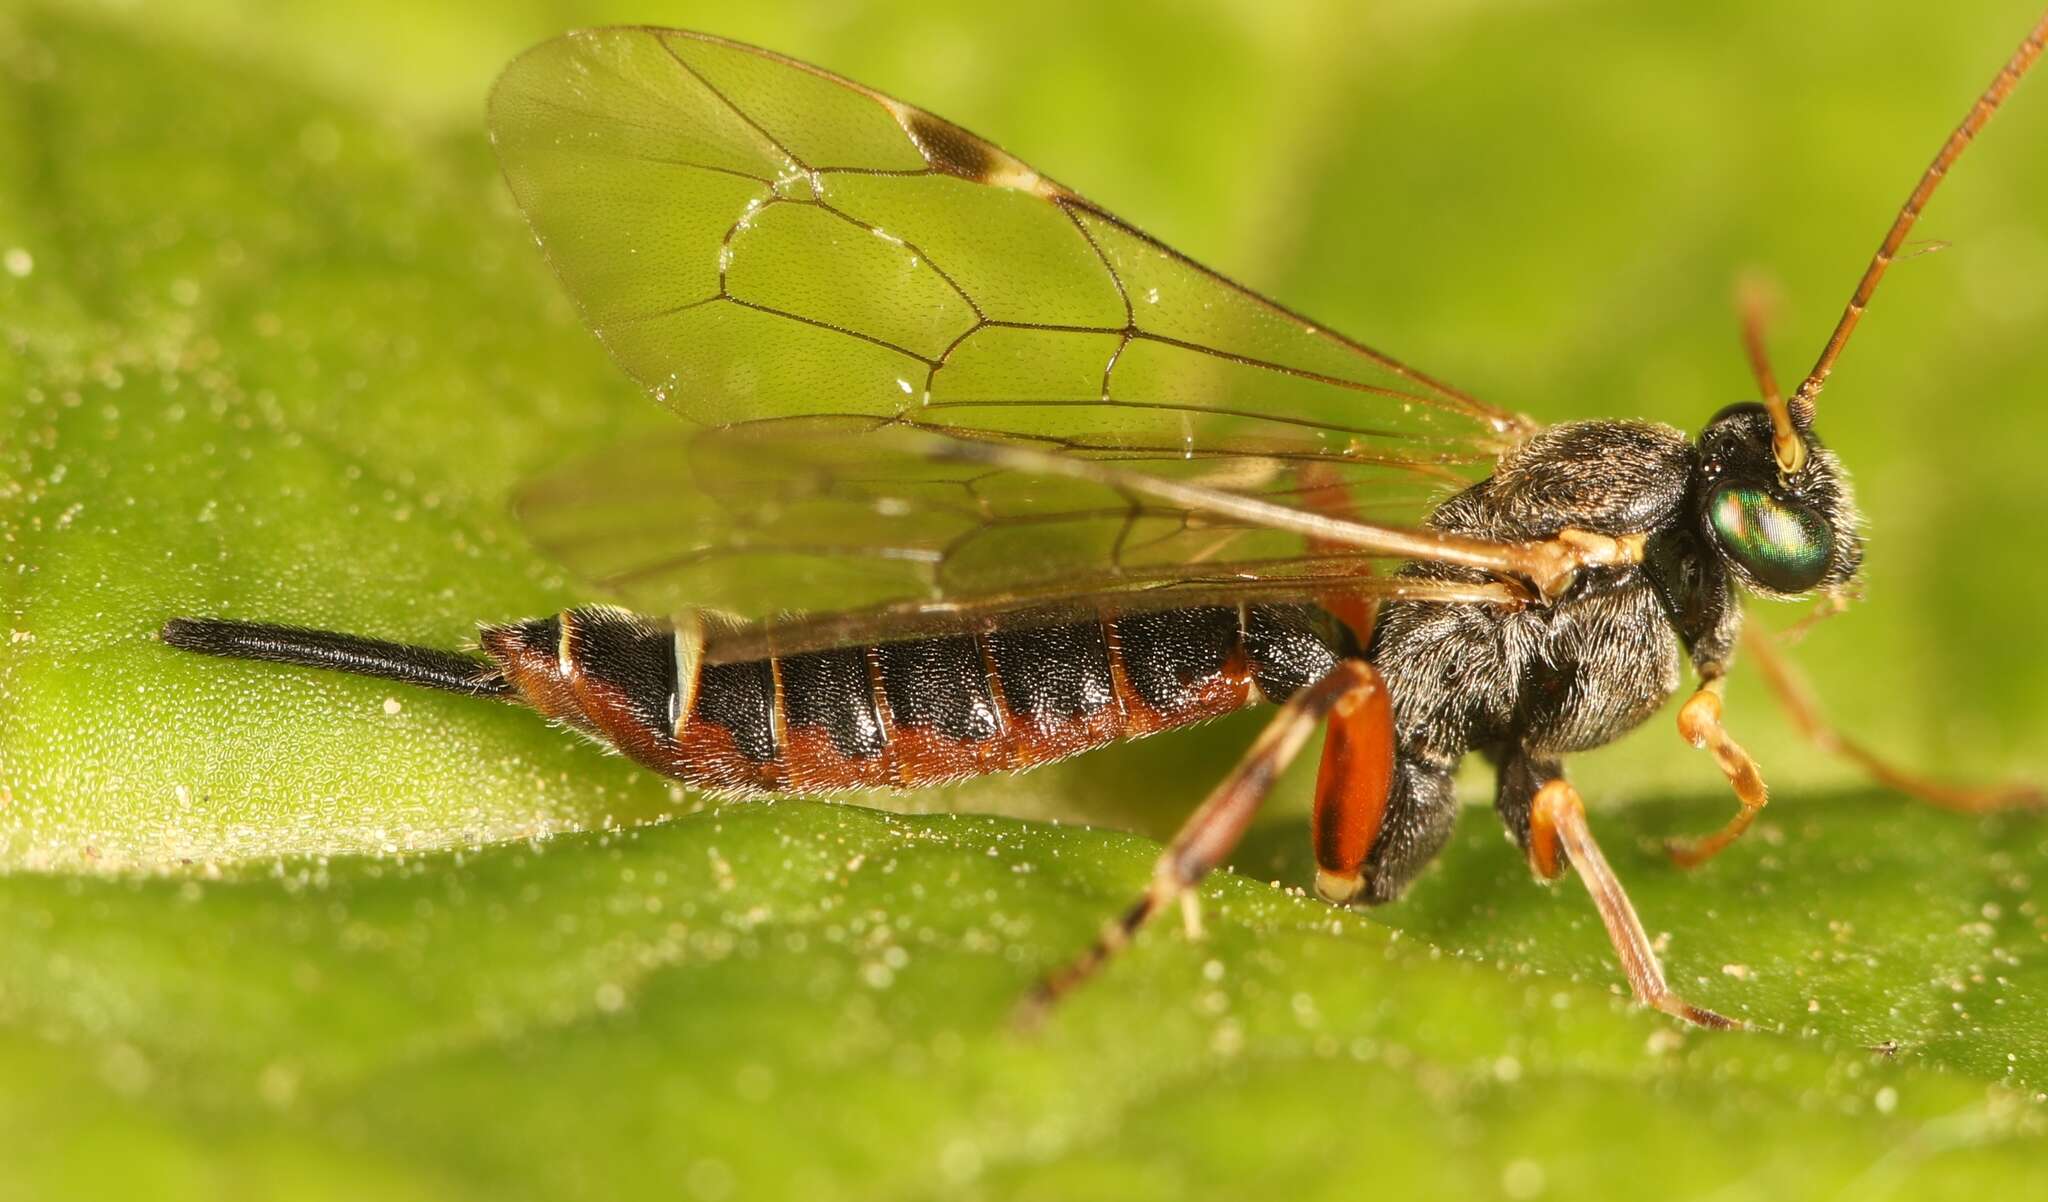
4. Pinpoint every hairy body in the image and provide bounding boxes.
[1366,421,1728,901]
